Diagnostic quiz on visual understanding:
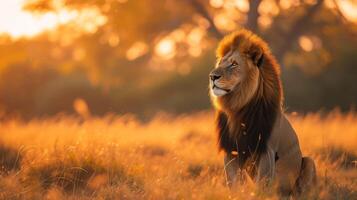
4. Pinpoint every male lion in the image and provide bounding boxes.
[209,29,316,196]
